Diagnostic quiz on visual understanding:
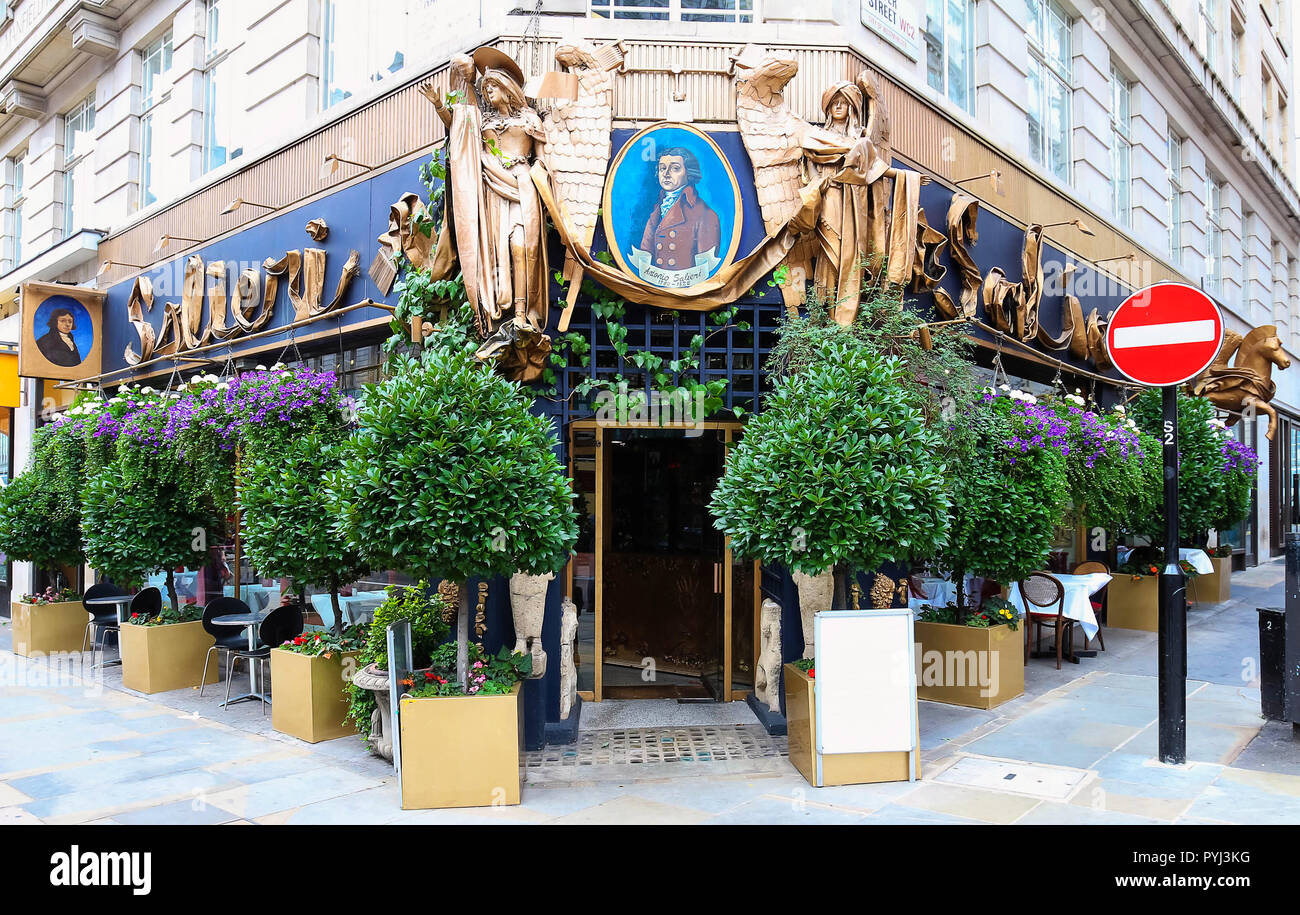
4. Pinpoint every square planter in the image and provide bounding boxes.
[1106,573,1158,632]
[10,600,88,657]
[784,663,919,787]
[914,621,1024,710]
[1196,557,1232,605]
[399,683,522,809]
[120,620,218,694]
[270,648,360,743]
